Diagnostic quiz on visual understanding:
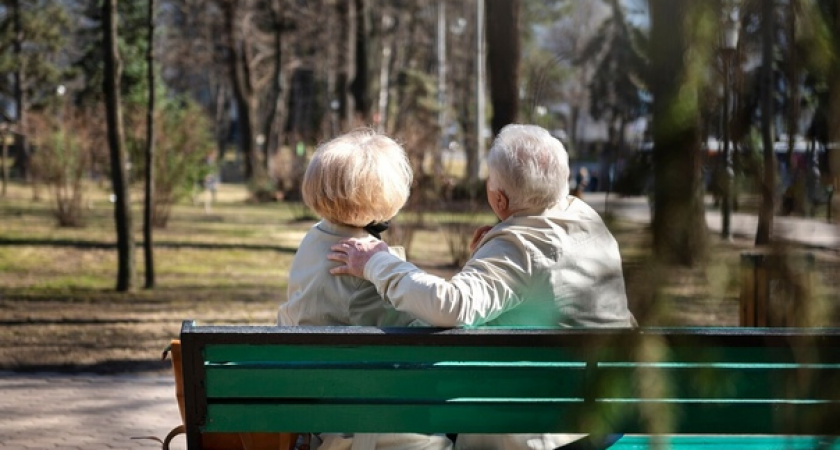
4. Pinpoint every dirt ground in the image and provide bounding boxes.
[1,219,837,376]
